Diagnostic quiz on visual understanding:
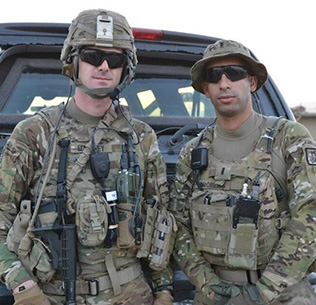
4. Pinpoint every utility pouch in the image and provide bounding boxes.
[7,200,56,282]
[225,196,260,270]
[137,199,159,258]
[149,208,177,271]
[7,200,32,254]
[28,240,56,282]
[117,203,135,248]
[76,194,110,247]
[226,223,258,270]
